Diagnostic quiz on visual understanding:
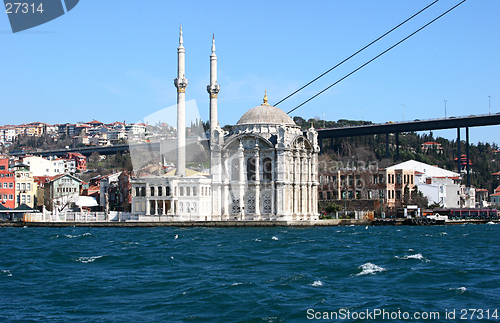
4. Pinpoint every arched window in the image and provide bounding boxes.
[193,187,197,196]
[150,186,155,196]
[247,157,256,181]
[135,187,140,197]
[186,187,191,196]
[180,187,184,196]
[141,187,146,196]
[263,157,272,181]
[231,159,239,181]
[166,186,171,196]
[158,186,162,196]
